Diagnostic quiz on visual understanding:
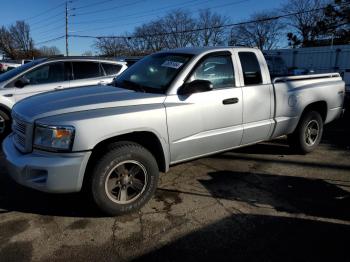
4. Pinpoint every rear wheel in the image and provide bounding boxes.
[90,142,159,216]
[0,110,11,140]
[288,111,323,154]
